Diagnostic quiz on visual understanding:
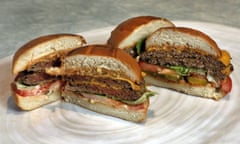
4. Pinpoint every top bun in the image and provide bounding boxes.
[12,34,86,74]
[107,16,175,50]
[63,44,143,83]
[146,27,222,57]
